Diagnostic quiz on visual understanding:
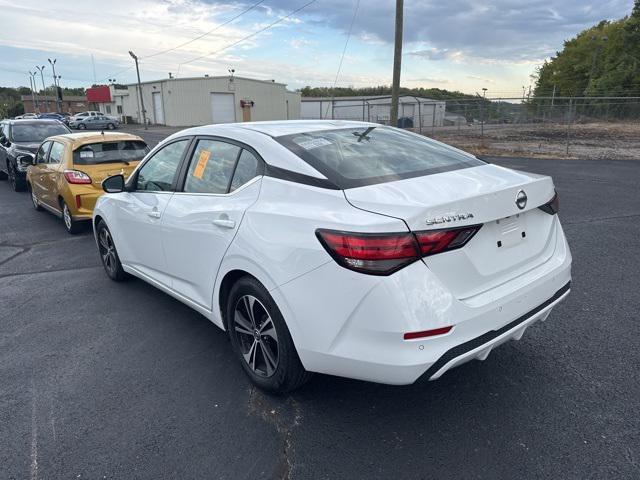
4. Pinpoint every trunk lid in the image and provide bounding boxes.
[344,164,559,300]
[75,161,141,187]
